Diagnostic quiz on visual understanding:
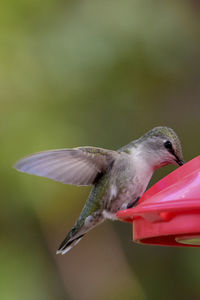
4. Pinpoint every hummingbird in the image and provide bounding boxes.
[14,126,184,254]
